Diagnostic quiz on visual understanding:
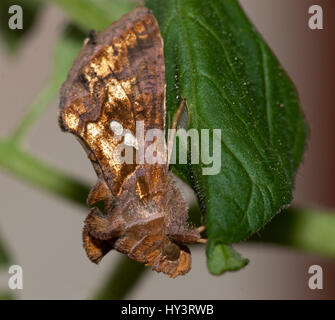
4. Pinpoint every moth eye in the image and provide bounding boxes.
[109,120,123,135]
[163,242,180,261]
